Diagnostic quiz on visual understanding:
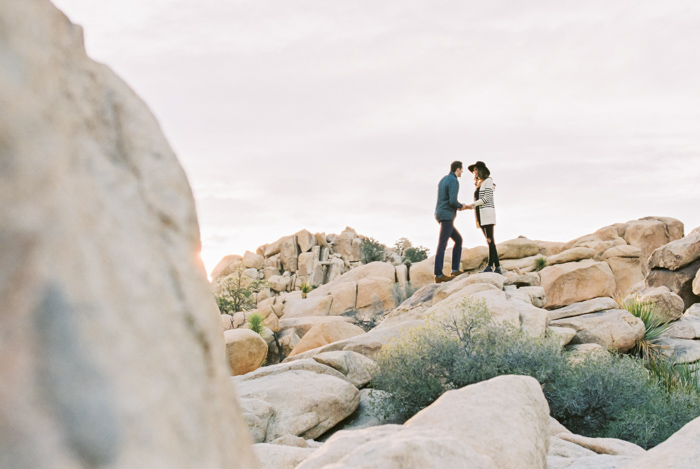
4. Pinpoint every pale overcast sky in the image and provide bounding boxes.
[52,0,700,275]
